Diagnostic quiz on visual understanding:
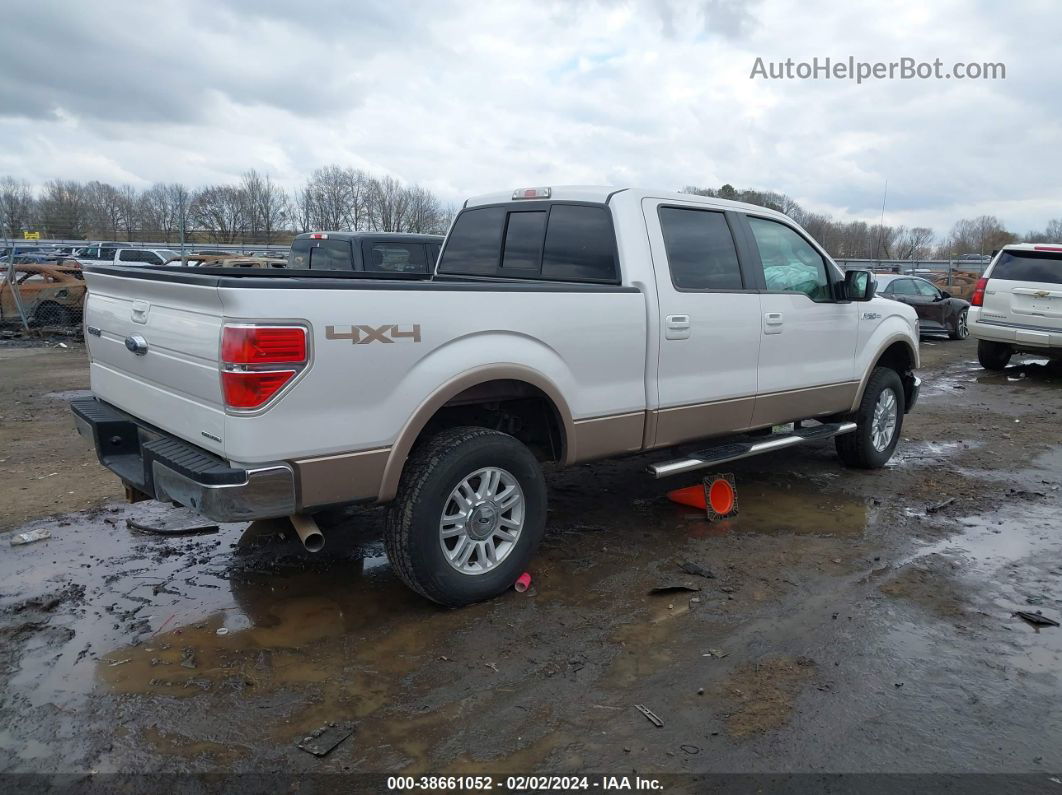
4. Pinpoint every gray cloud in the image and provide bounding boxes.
[0,0,1059,234]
